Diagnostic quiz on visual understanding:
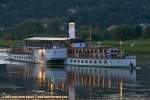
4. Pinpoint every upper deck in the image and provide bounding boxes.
[68,45,122,59]
[24,37,69,48]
